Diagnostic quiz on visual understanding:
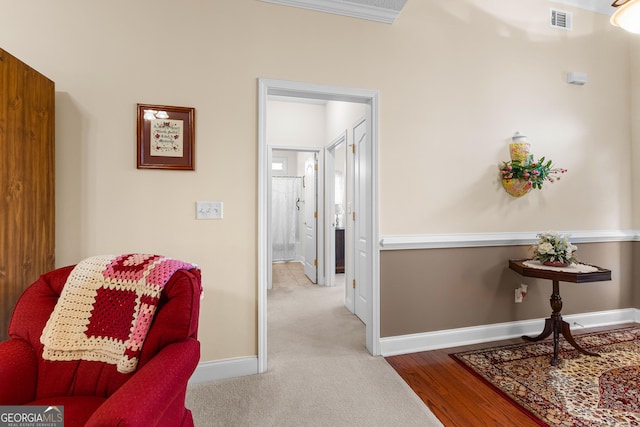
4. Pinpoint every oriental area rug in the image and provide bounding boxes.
[451,327,640,426]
